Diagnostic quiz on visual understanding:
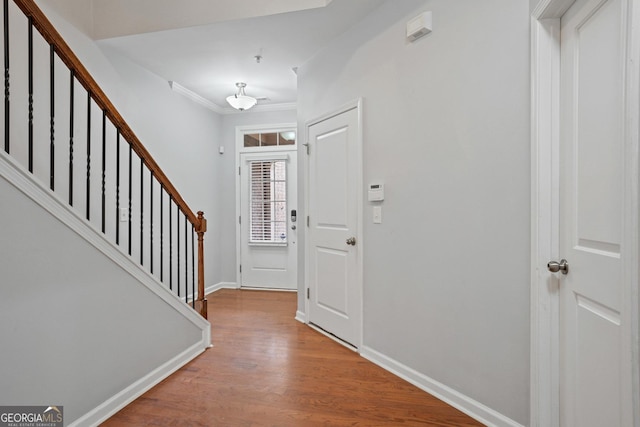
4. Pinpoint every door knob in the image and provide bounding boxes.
[547,259,569,275]
[346,237,356,246]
